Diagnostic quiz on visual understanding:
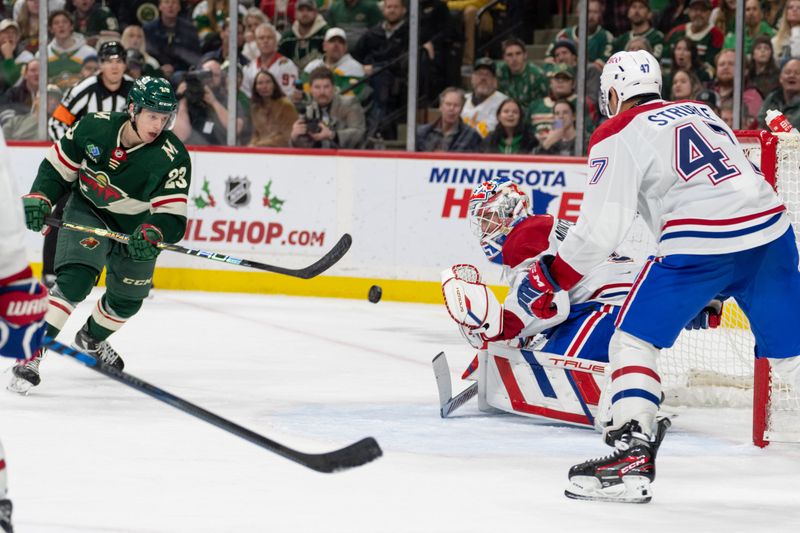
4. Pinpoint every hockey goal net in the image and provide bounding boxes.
[629,131,800,447]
